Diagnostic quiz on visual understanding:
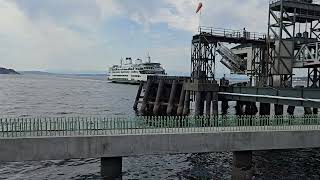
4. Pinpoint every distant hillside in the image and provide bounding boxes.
[20,71,107,76]
[0,67,19,74]
[20,71,55,75]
